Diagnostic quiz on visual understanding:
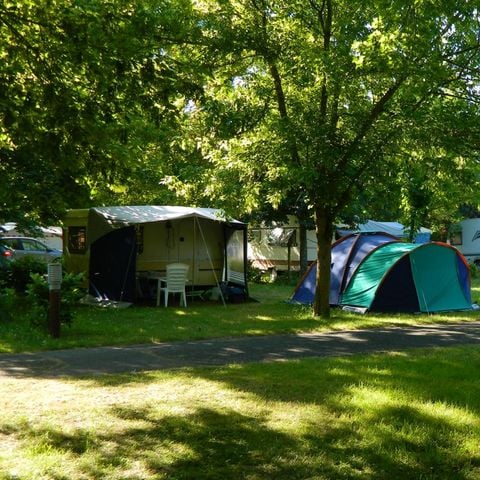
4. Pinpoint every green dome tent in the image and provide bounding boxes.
[340,242,471,313]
